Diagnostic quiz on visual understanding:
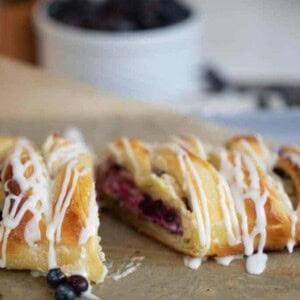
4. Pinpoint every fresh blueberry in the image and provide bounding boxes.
[160,0,190,26]
[55,283,76,300]
[108,0,138,15]
[136,0,162,29]
[163,210,176,223]
[97,12,138,31]
[47,268,66,288]
[68,275,89,296]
